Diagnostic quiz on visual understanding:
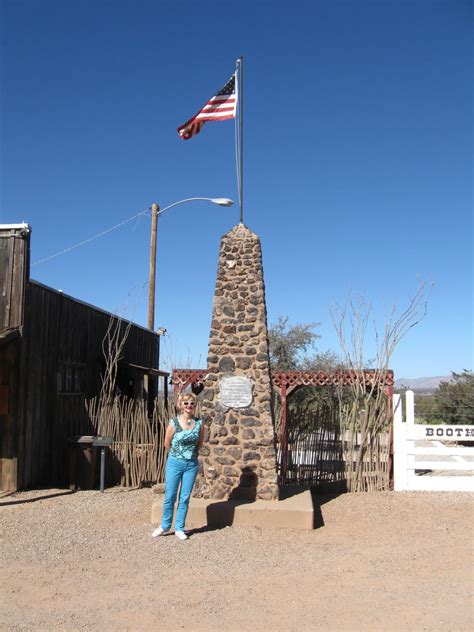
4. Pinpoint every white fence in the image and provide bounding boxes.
[393,390,474,492]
